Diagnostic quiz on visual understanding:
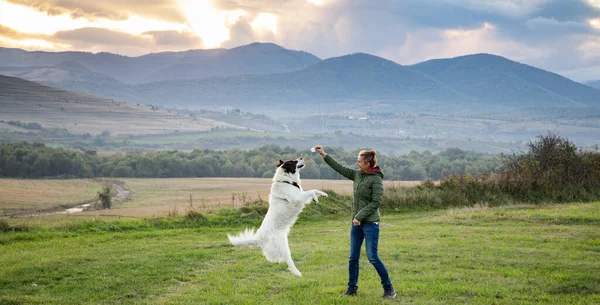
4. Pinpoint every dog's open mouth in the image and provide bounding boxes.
[297,164,304,169]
